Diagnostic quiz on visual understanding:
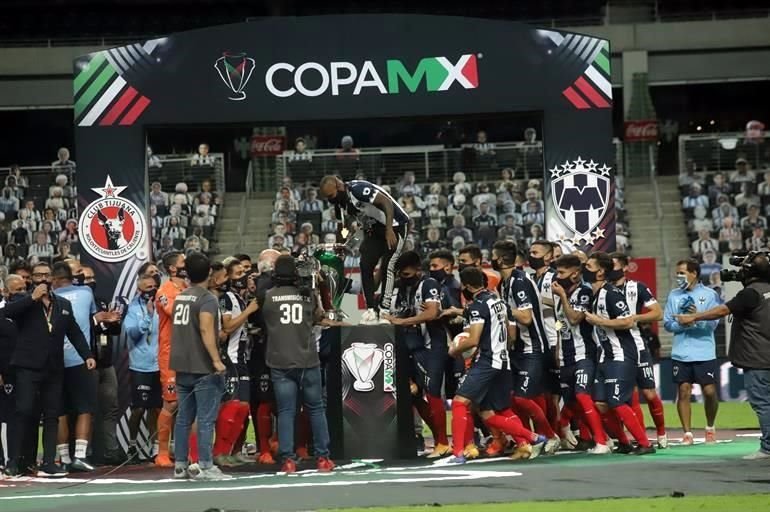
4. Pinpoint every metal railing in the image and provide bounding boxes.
[649,144,672,291]
[678,132,768,175]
